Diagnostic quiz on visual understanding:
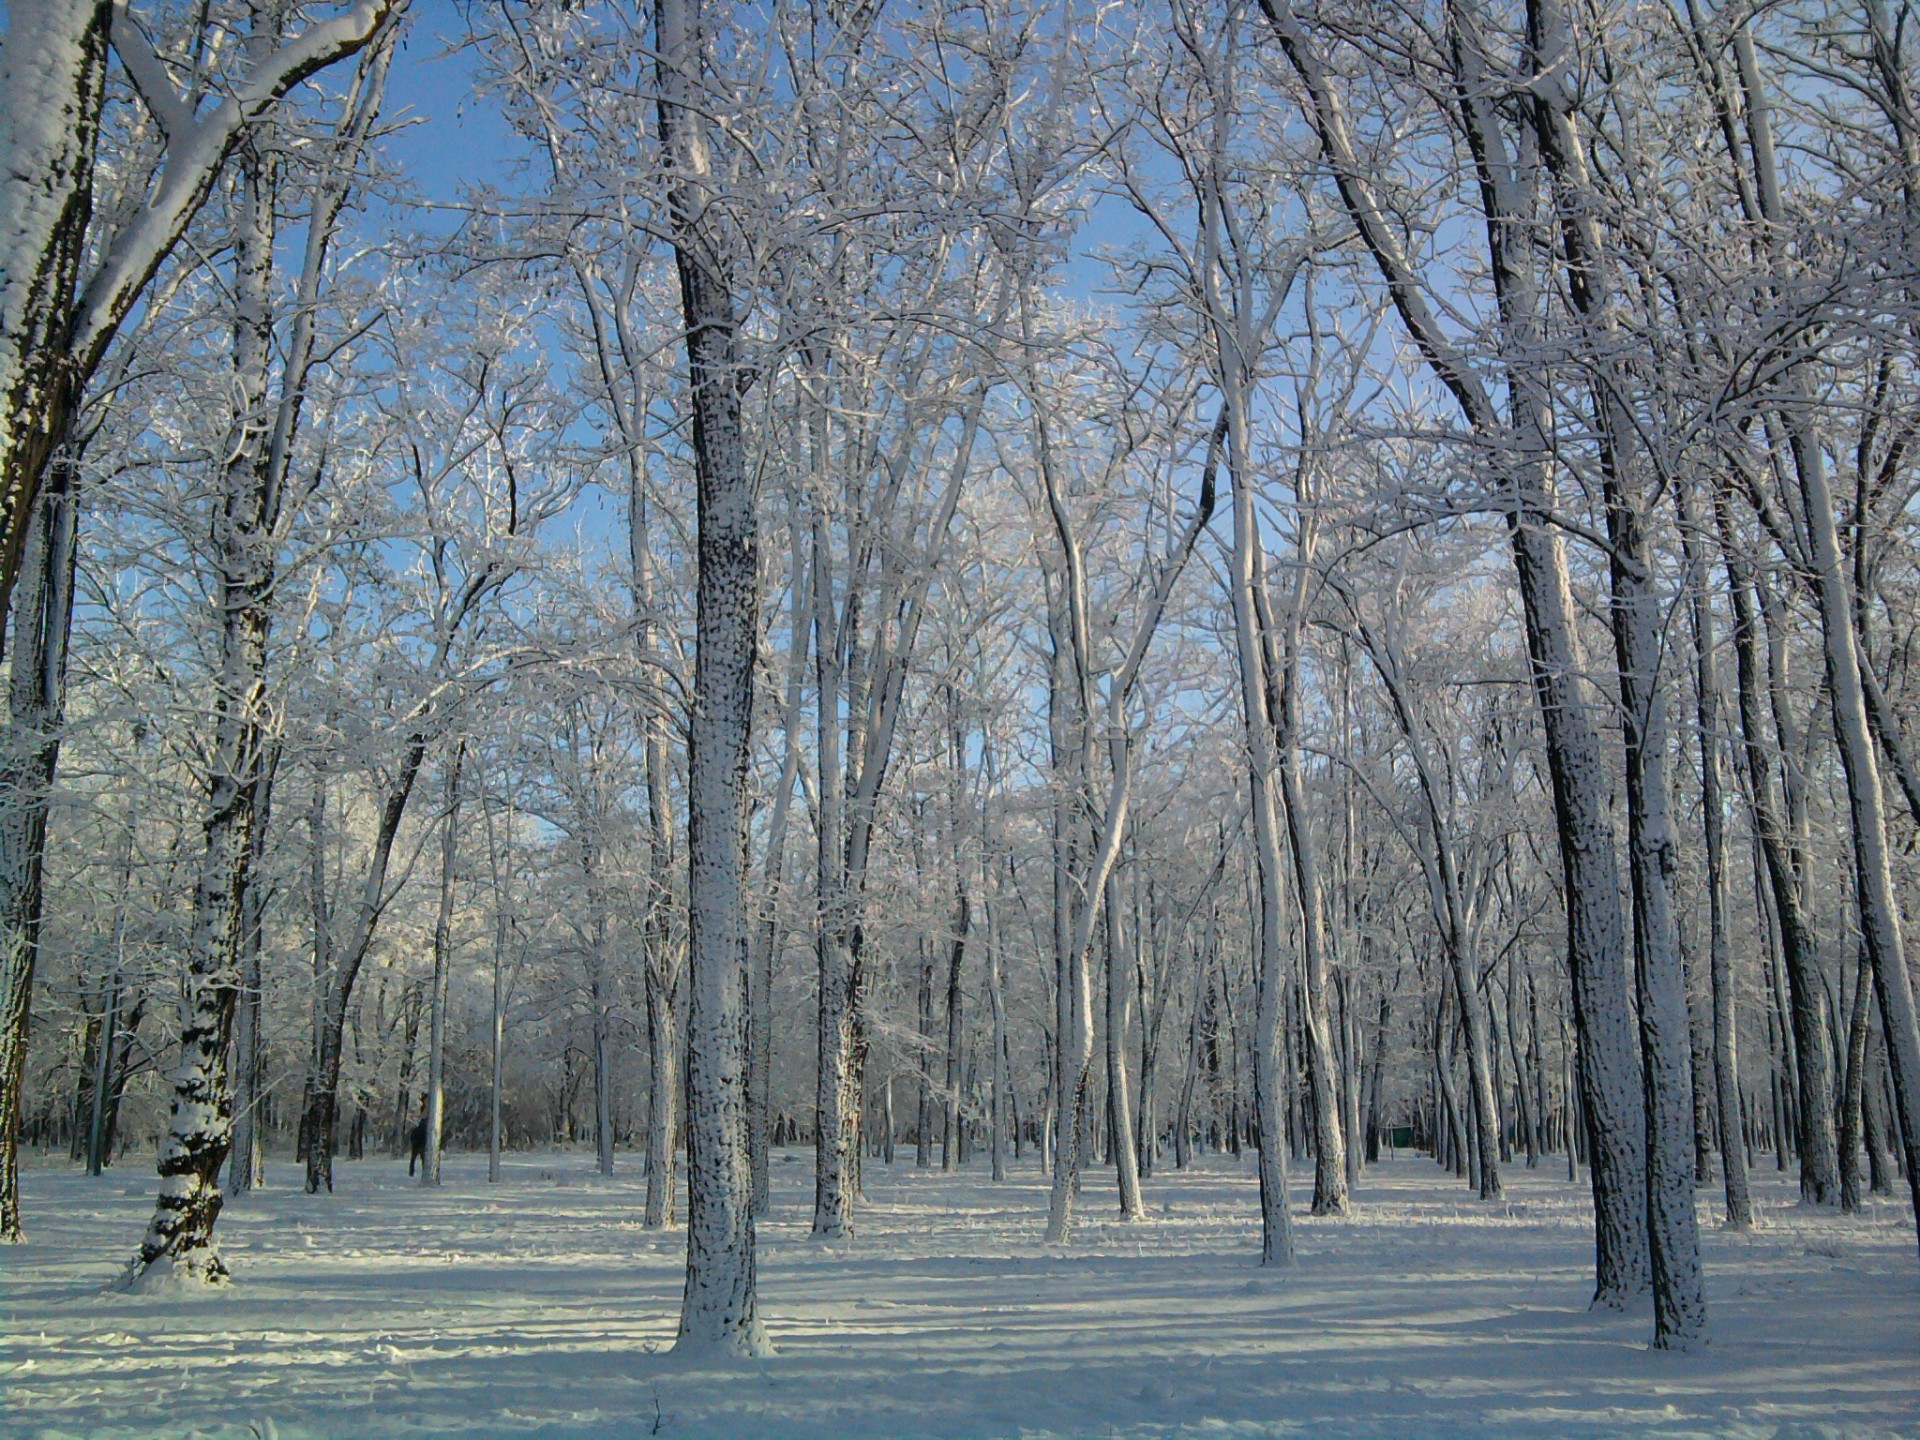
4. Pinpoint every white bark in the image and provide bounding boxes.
[0,1,402,633]
[0,1,107,629]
